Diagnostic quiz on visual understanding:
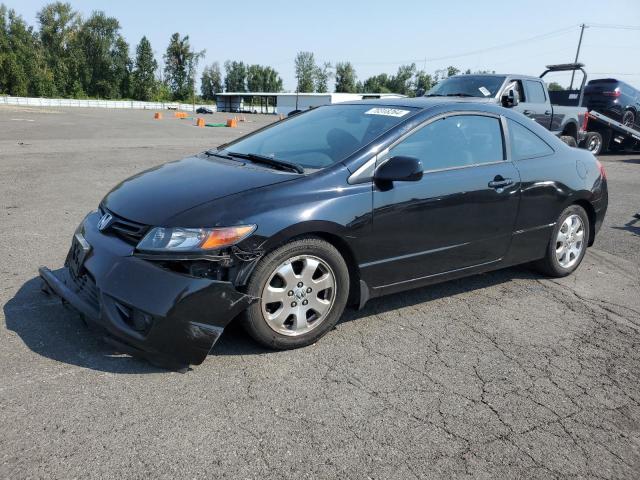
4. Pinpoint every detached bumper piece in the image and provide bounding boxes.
[38,211,255,370]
